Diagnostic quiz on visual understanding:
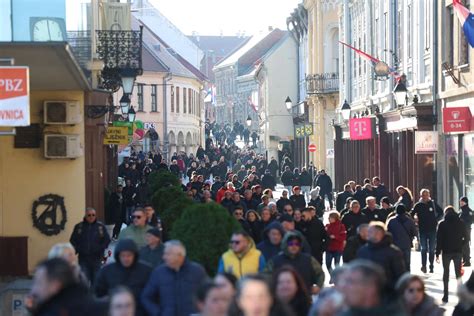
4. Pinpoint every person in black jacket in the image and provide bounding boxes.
[276,190,292,213]
[336,184,353,211]
[372,177,389,204]
[261,169,276,191]
[110,184,126,239]
[411,188,443,274]
[289,186,306,211]
[281,166,295,193]
[245,210,264,244]
[267,157,279,179]
[299,167,313,201]
[342,223,368,263]
[341,200,369,239]
[169,160,181,178]
[436,206,468,303]
[357,222,407,294]
[460,196,473,266]
[300,207,329,264]
[308,187,325,219]
[26,258,105,316]
[257,222,285,261]
[94,239,152,316]
[314,170,333,209]
[70,207,110,284]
